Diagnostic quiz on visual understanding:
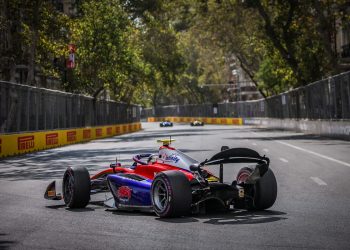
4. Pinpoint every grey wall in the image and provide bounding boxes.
[142,71,350,120]
[0,81,141,133]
